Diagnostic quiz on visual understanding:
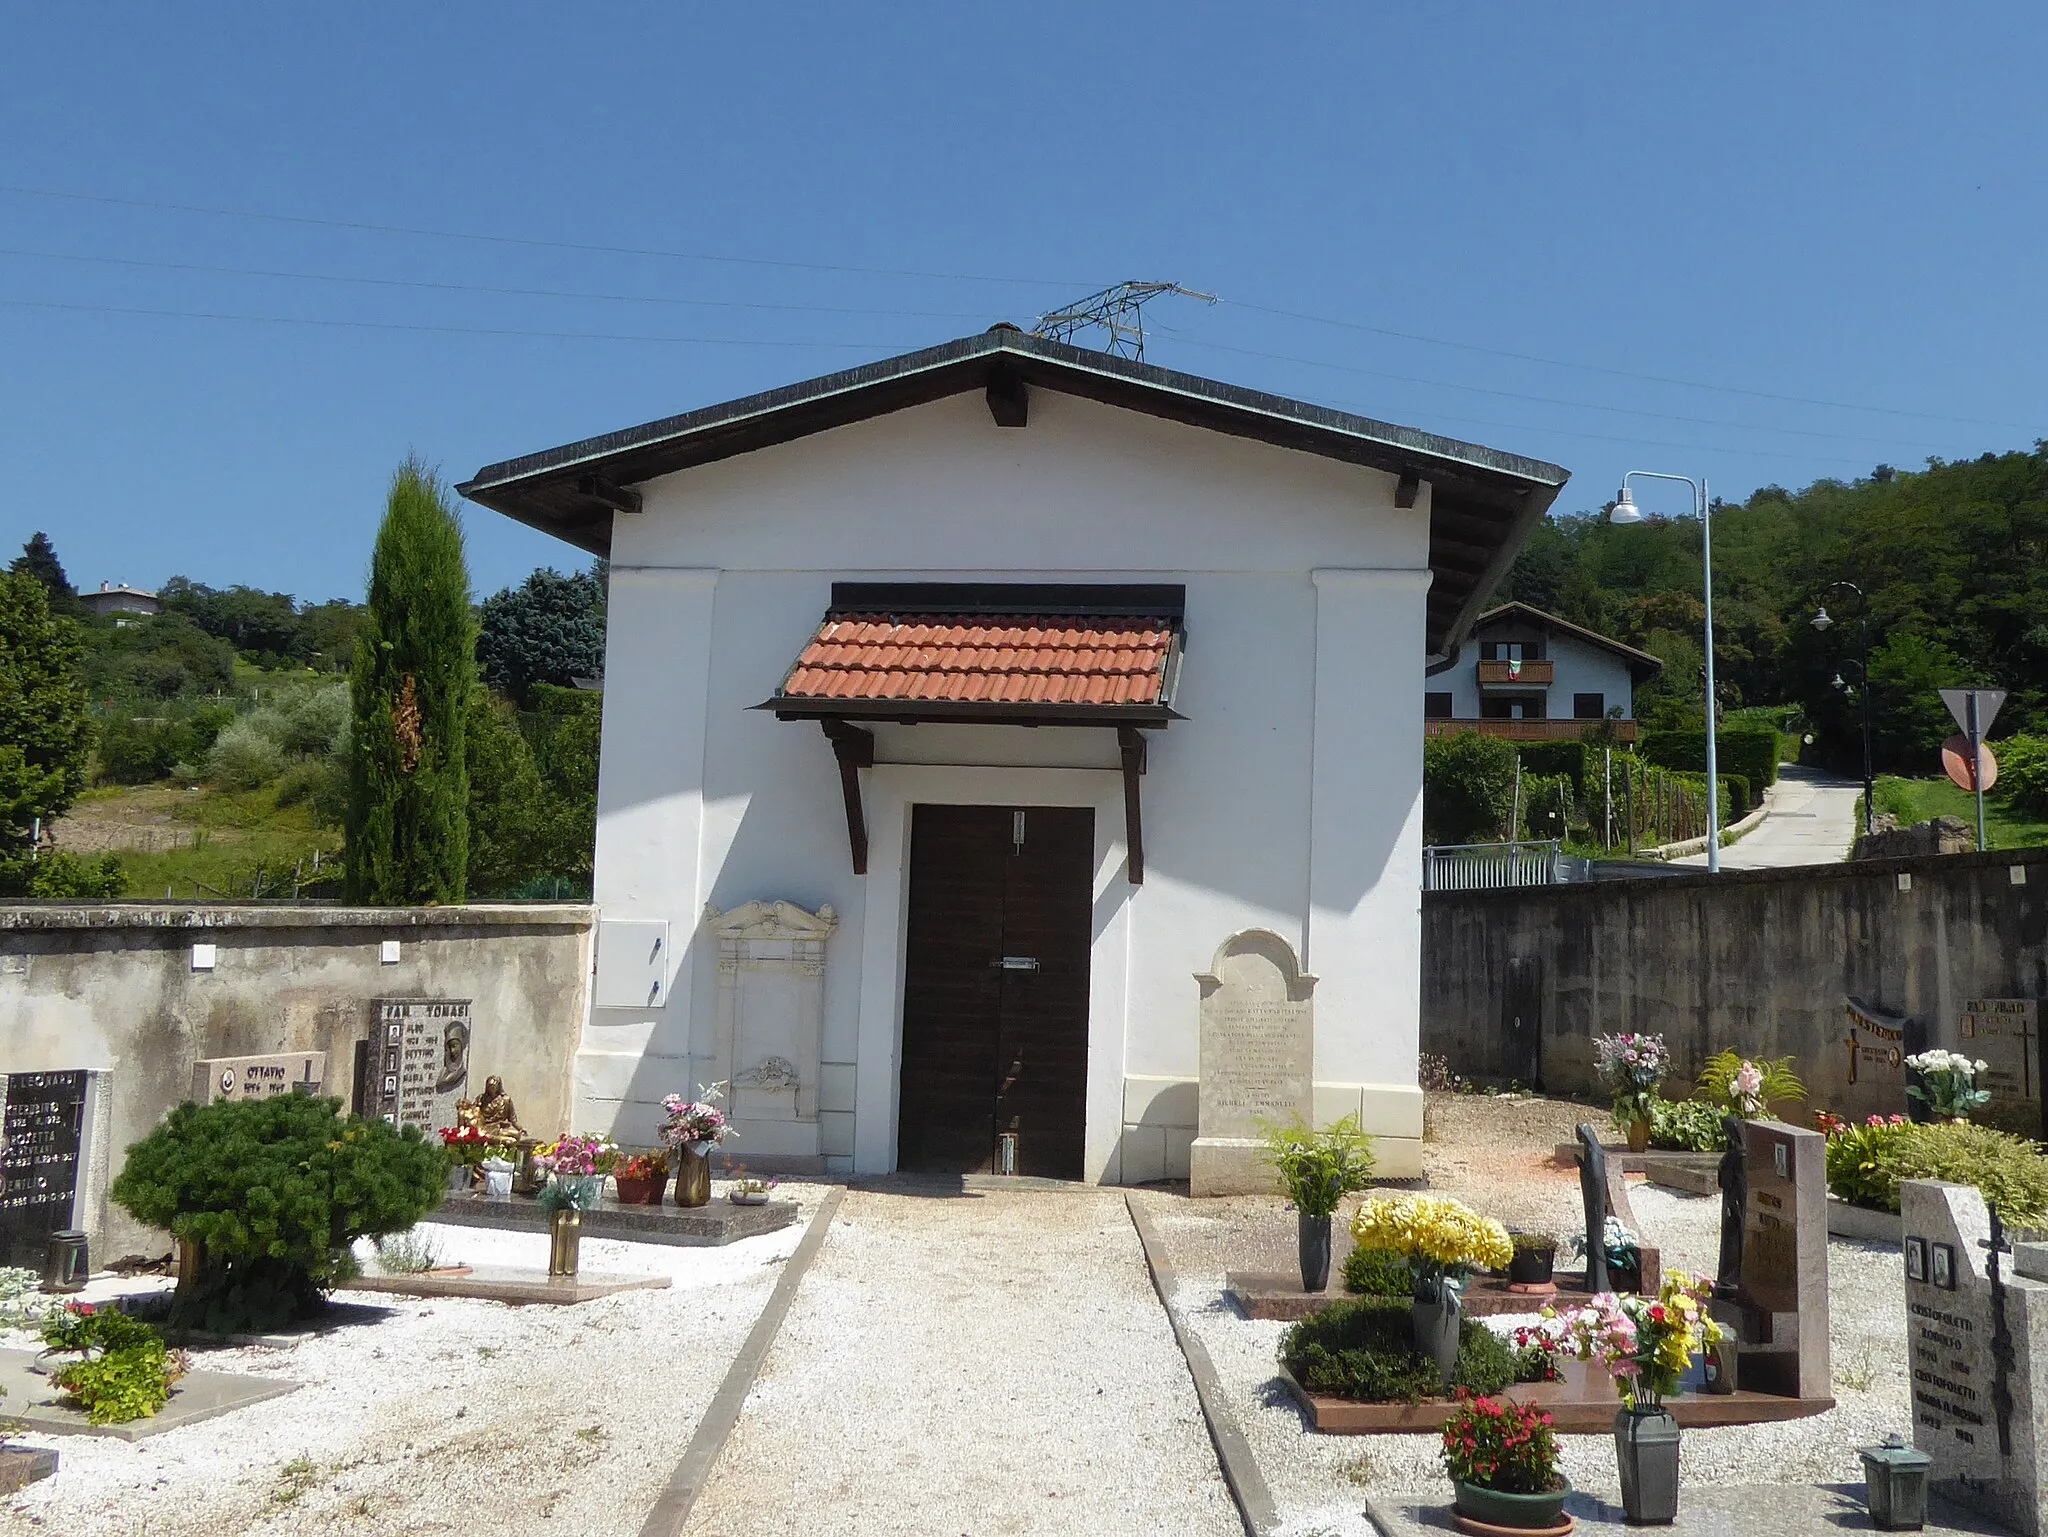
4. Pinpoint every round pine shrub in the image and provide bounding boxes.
[1279,1296,1518,1402]
[111,1094,446,1333]
[1342,1245,1414,1297]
